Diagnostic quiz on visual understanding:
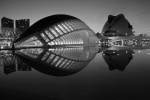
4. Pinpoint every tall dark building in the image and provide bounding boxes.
[16,19,30,34]
[1,17,14,28]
